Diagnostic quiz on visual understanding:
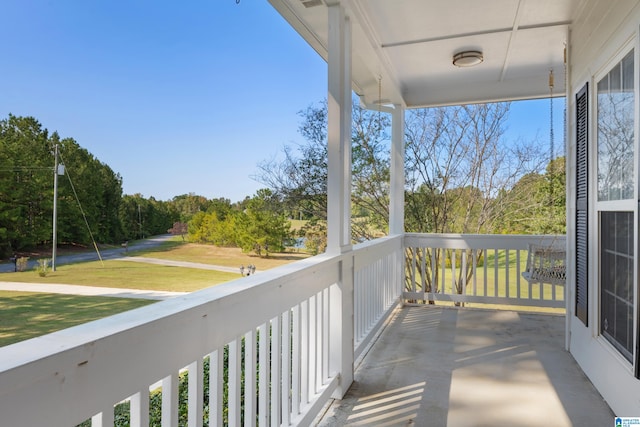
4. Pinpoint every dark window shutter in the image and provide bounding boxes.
[575,83,588,326]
